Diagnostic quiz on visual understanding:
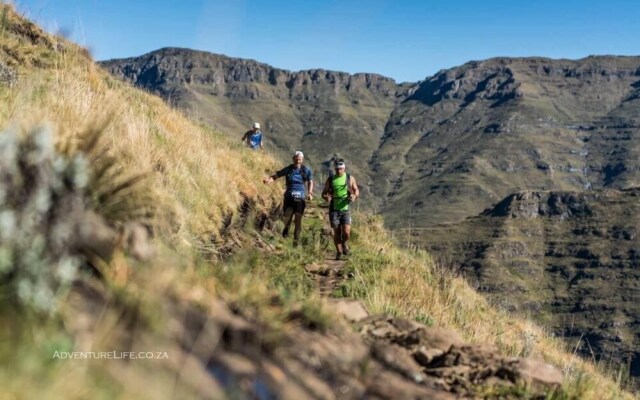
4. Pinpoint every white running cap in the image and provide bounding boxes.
[253,122,260,129]
[336,161,346,168]
[293,150,304,158]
